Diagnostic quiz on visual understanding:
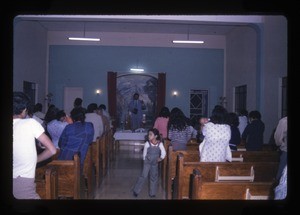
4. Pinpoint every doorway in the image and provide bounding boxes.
[23,81,37,104]
[64,87,83,115]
